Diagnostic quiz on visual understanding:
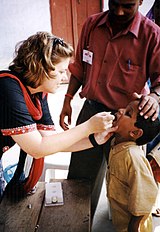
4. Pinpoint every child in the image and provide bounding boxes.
[106,99,160,232]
